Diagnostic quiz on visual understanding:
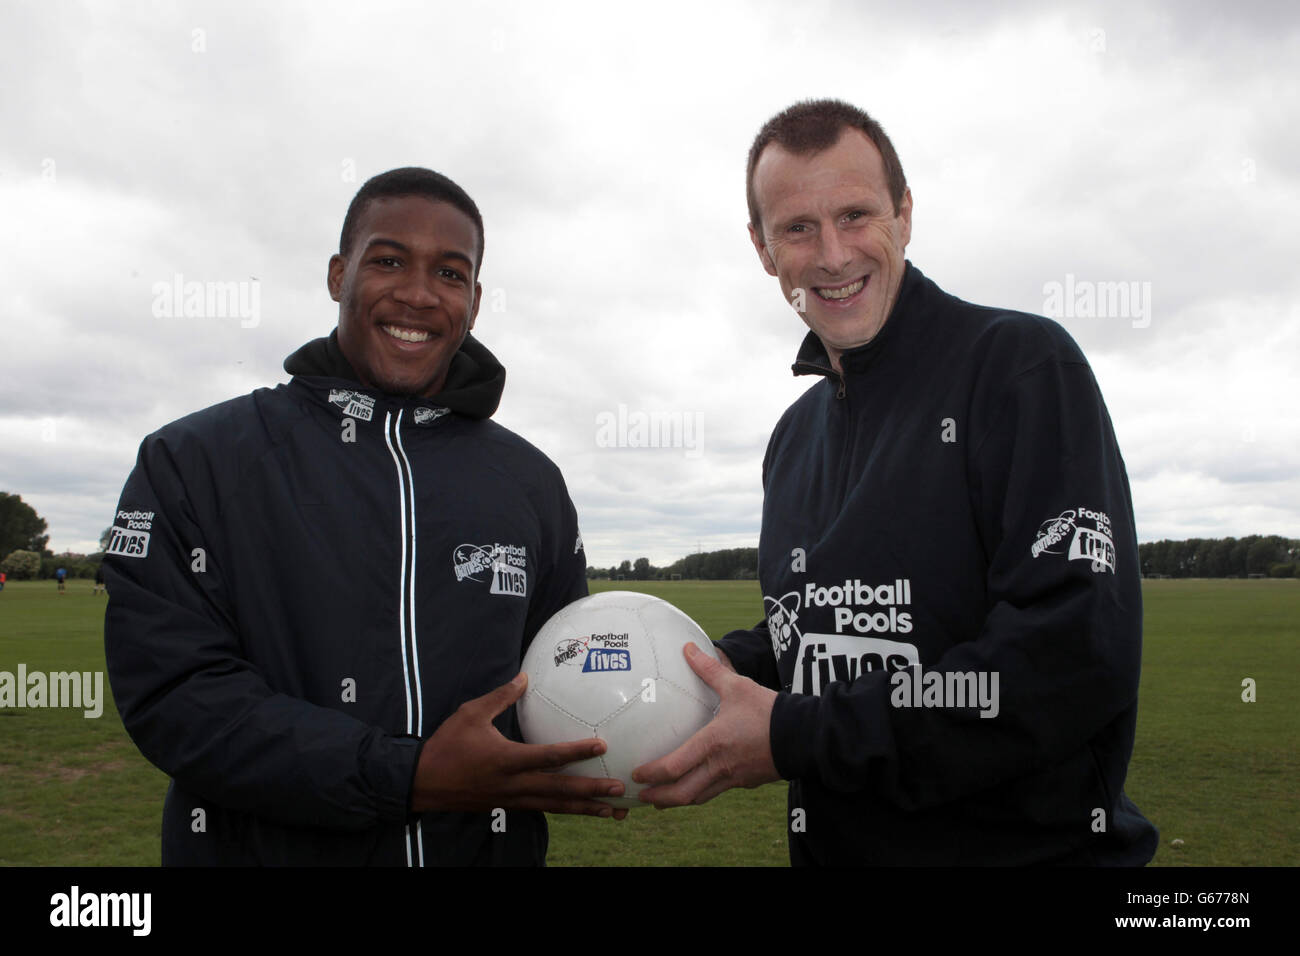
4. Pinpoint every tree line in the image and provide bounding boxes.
[1138,535,1299,578]
[588,548,759,581]
[4,490,1297,583]
[0,492,112,580]
[591,537,1300,583]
